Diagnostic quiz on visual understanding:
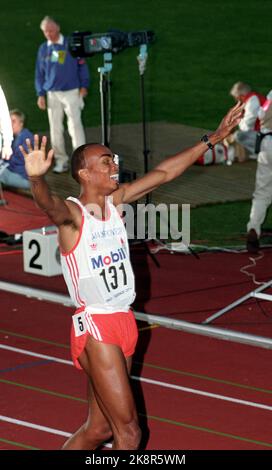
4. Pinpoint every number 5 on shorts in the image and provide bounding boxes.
[72,312,87,337]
